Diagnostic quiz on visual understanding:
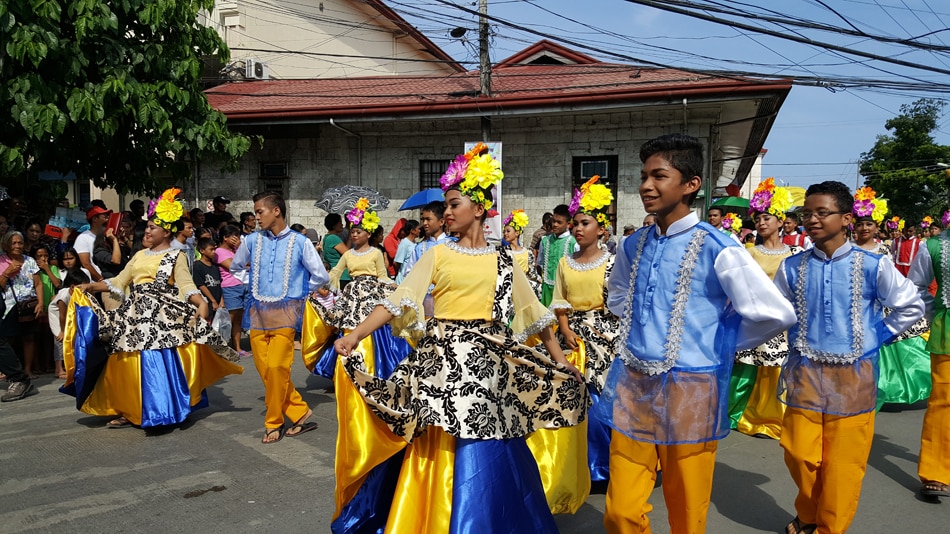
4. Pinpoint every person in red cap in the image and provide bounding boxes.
[74,205,112,282]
